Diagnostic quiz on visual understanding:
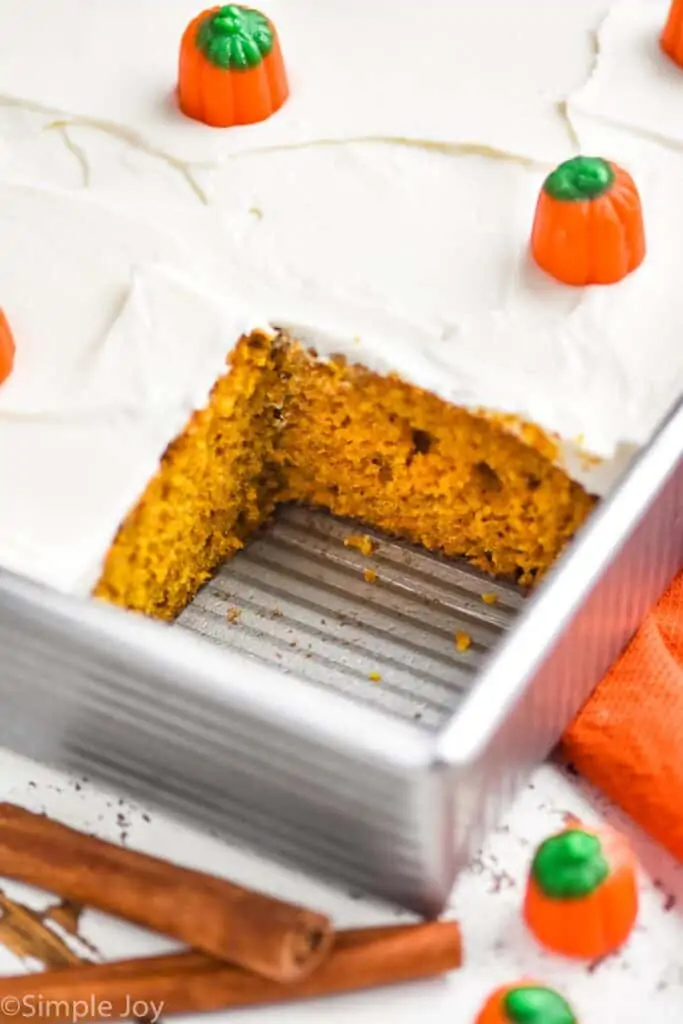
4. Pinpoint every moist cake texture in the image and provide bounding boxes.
[96,334,594,619]
[0,0,681,615]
